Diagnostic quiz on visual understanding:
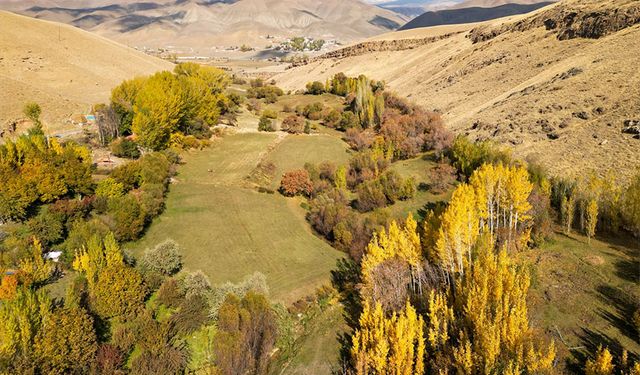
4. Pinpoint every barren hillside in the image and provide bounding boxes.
[276,0,640,179]
[3,0,407,53]
[0,11,172,133]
